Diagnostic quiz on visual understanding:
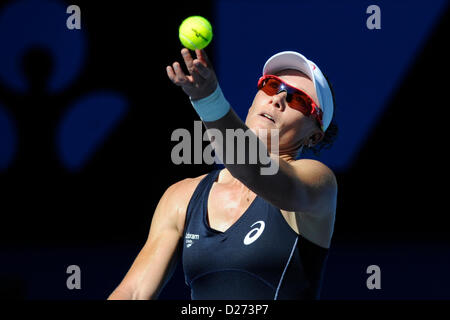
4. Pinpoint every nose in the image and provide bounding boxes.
[271,90,288,111]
